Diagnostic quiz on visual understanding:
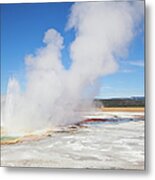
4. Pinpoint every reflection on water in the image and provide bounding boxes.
[1,116,144,170]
